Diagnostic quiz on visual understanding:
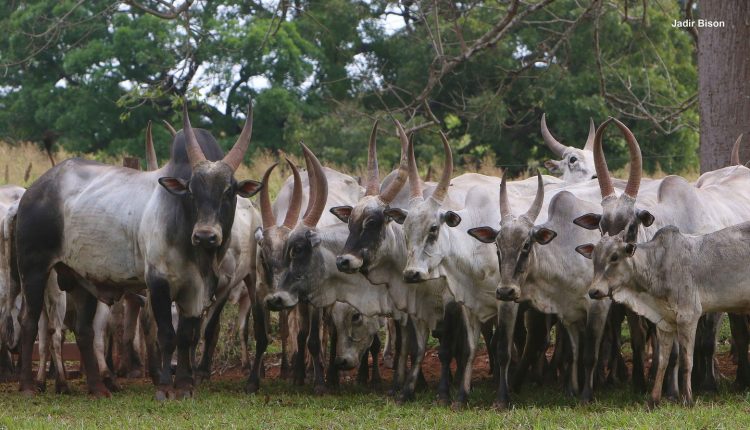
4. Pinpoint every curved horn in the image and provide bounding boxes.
[259,163,278,229]
[182,103,207,167]
[145,121,158,171]
[301,143,328,228]
[523,170,544,222]
[541,113,568,157]
[731,134,744,166]
[223,104,254,172]
[281,157,303,229]
[379,120,410,204]
[610,118,642,198]
[593,118,615,198]
[364,121,380,196]
[431,131,453,203]
[162,120,177,137]
[407,134,423,199]
[302,144,318,220]
[499,172,512,221]
[583,118,596,151]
